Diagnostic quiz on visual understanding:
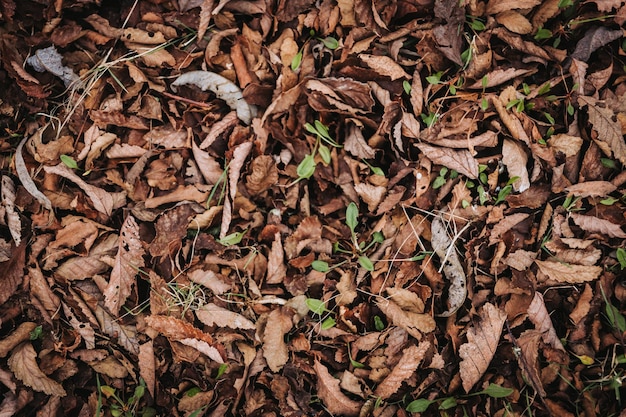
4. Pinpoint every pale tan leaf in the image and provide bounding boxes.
[505,249,537,271]
[570,212,626,238]
[0,322,37,358]
[1,176,21,245]
[358,54,410,80]
[95,304,139,355]
[8,343,66,396]
[502,139,530,192]
[386,287,425,314]
[104,216,145,315]
[87,355,128,378]
[515,330,547,397]
[416,143,479,179]
[467,68,534,89]
[486,0,541,14]
[192,140,224,185]
[195,303,256,330]
[410,66,423,116]
[374,342,430,399]
[144,184,210,208]
[178,338,224,363]
[535,260,602,283]
[432,216,466,317]
[569,284,593,325]
[376,298,436,339]
[15,135,52,211]
[197,0,215,41]
[199,111,239,149]
[44,164,116,216]
[187,268,231,295]
[496,11,532,34]
[56,234,118,280]
[125,42,176,67]
[459,303,507,392]
[85,132,116,170]
[489,213,530,246]
[314,360,362,416]
[122,28,166,44]
[245,155,278,195]
[547,134,583,157]
[62,303,95,349]
[262,308,292,372]
[266,232,286,284]
[220,141,253,239]
[565,181,617,197]
[336,270,357,306]
[354,183,386,212]
[172,71,256,124]
[527,292,565,351]
[531,0,560,30]
[0,241,26,305]
[344,121,376,159]
[579,96,626,165]
[492,90,531,143]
